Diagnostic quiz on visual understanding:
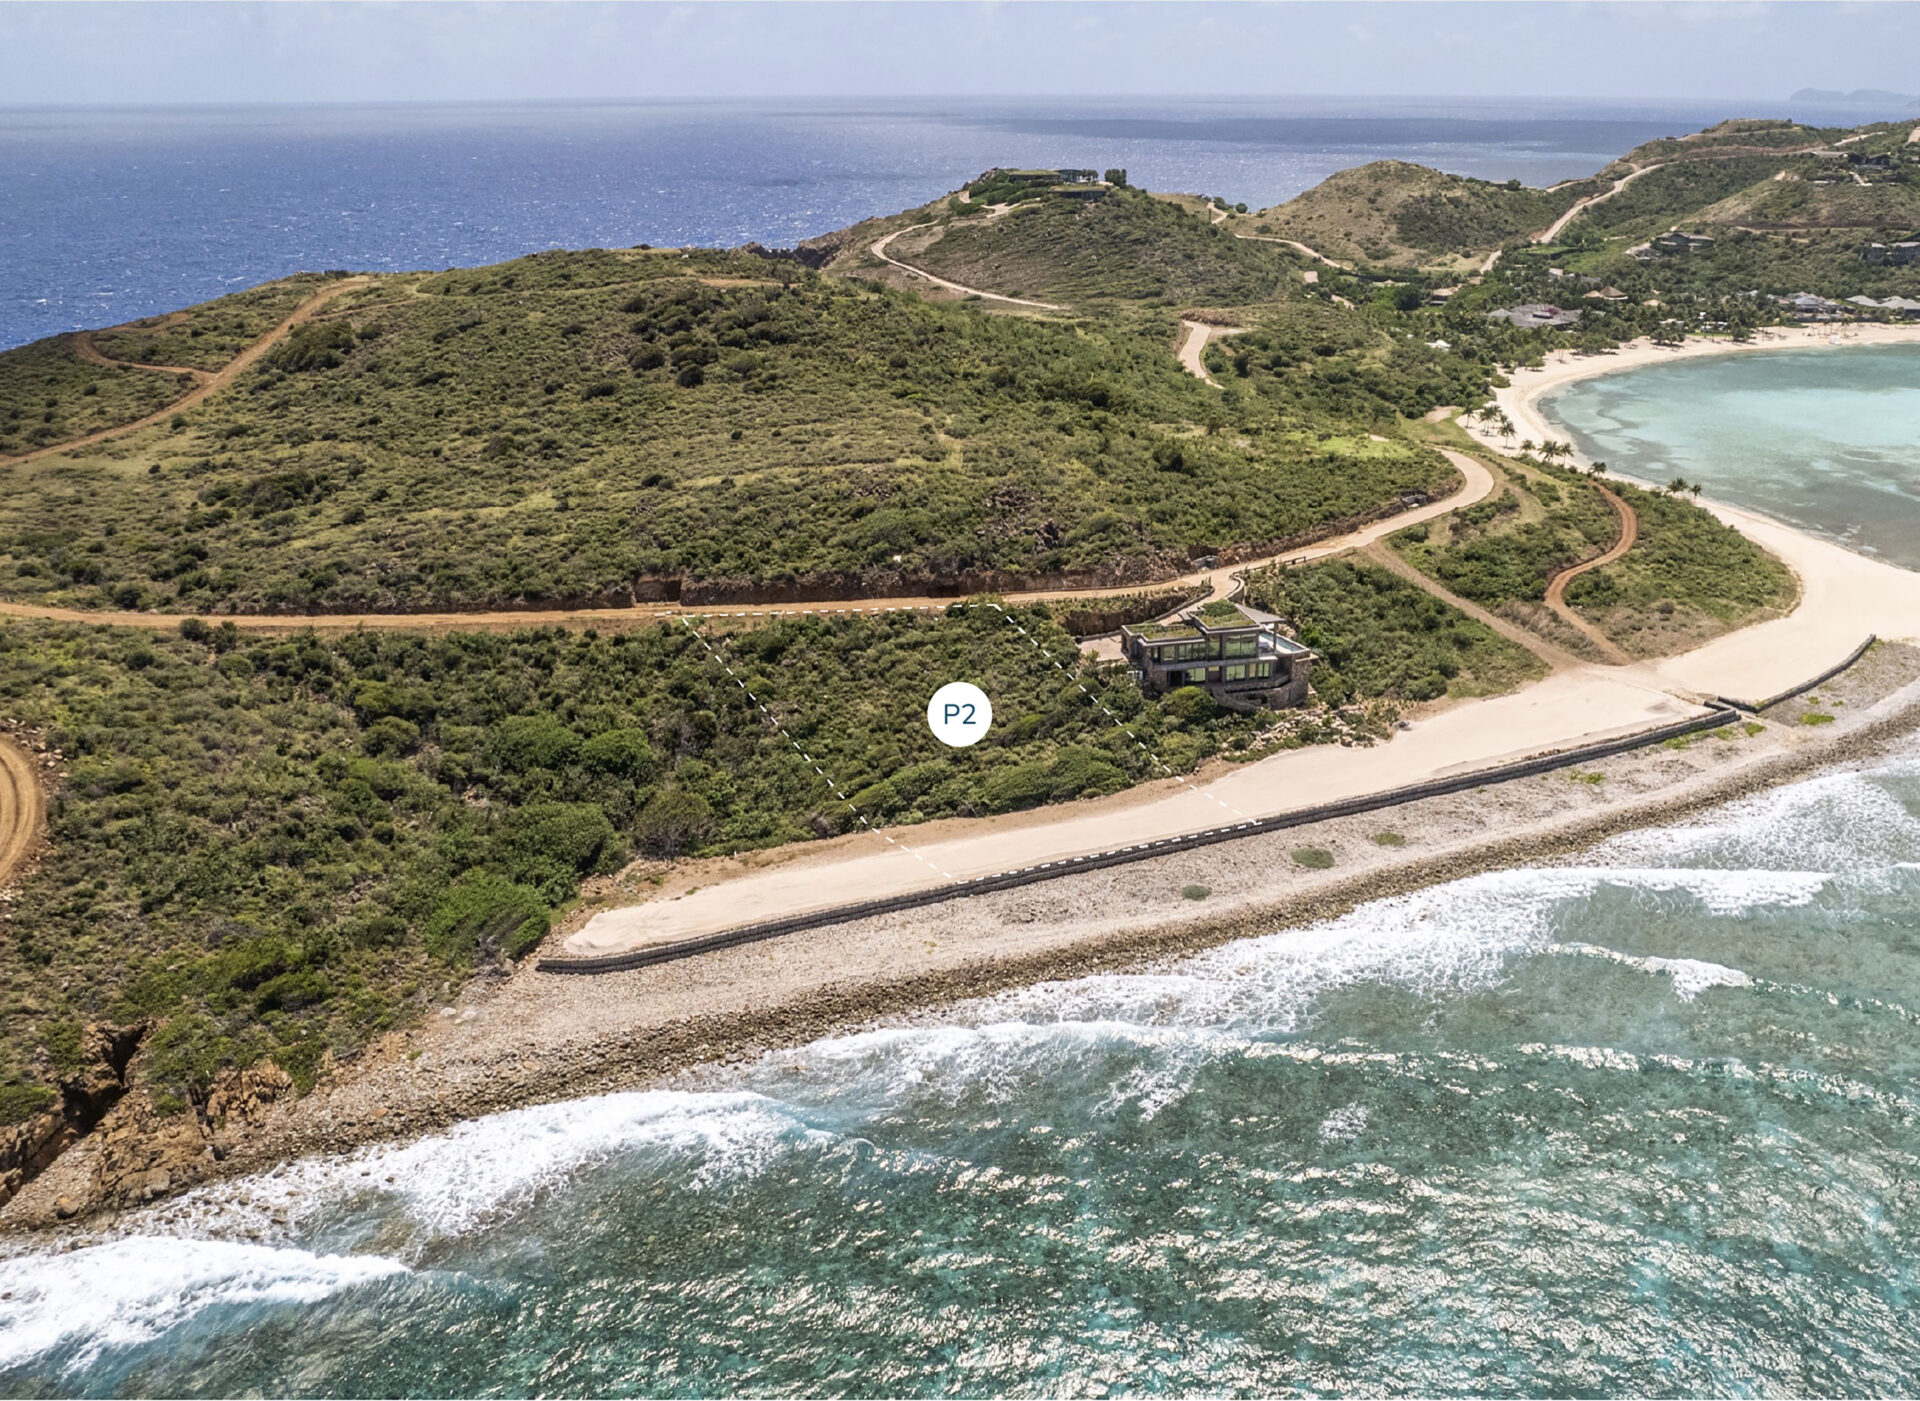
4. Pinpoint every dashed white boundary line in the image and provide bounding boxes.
[677,601,1255,886]
[676,616,961,884]
[973,601,1255,827]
